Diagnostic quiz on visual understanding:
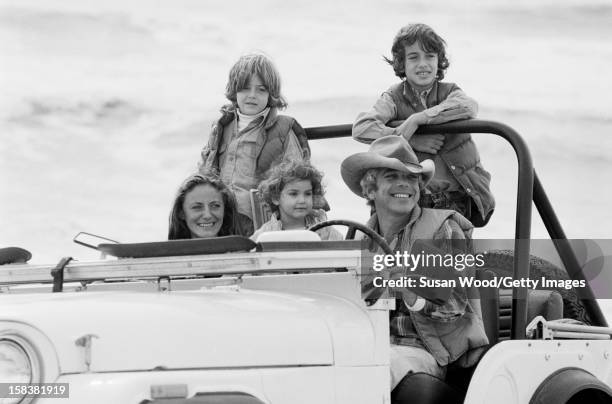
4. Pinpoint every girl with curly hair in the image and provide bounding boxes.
[252,160,342,241]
